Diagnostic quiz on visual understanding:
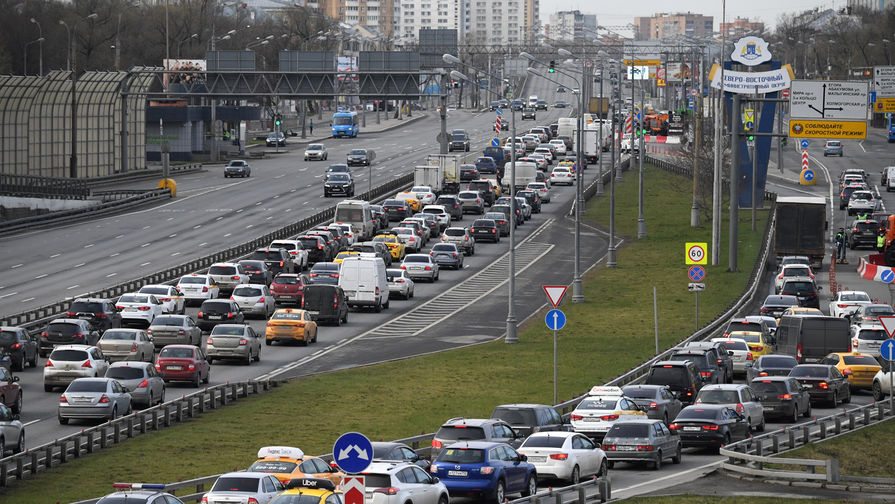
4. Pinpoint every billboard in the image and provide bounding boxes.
[162,59,206,88]
[627,66,649,80]
[337,56,358,81]
[666,63,691,82]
